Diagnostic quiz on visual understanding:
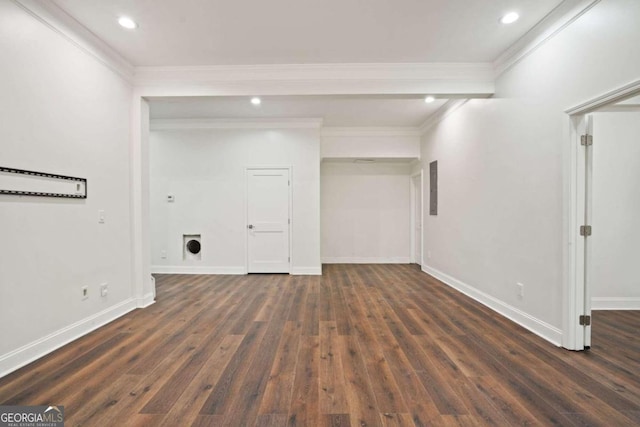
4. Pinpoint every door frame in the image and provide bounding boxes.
[410,170,424,266]
[244,165,293,274]
[562,79,640,350]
